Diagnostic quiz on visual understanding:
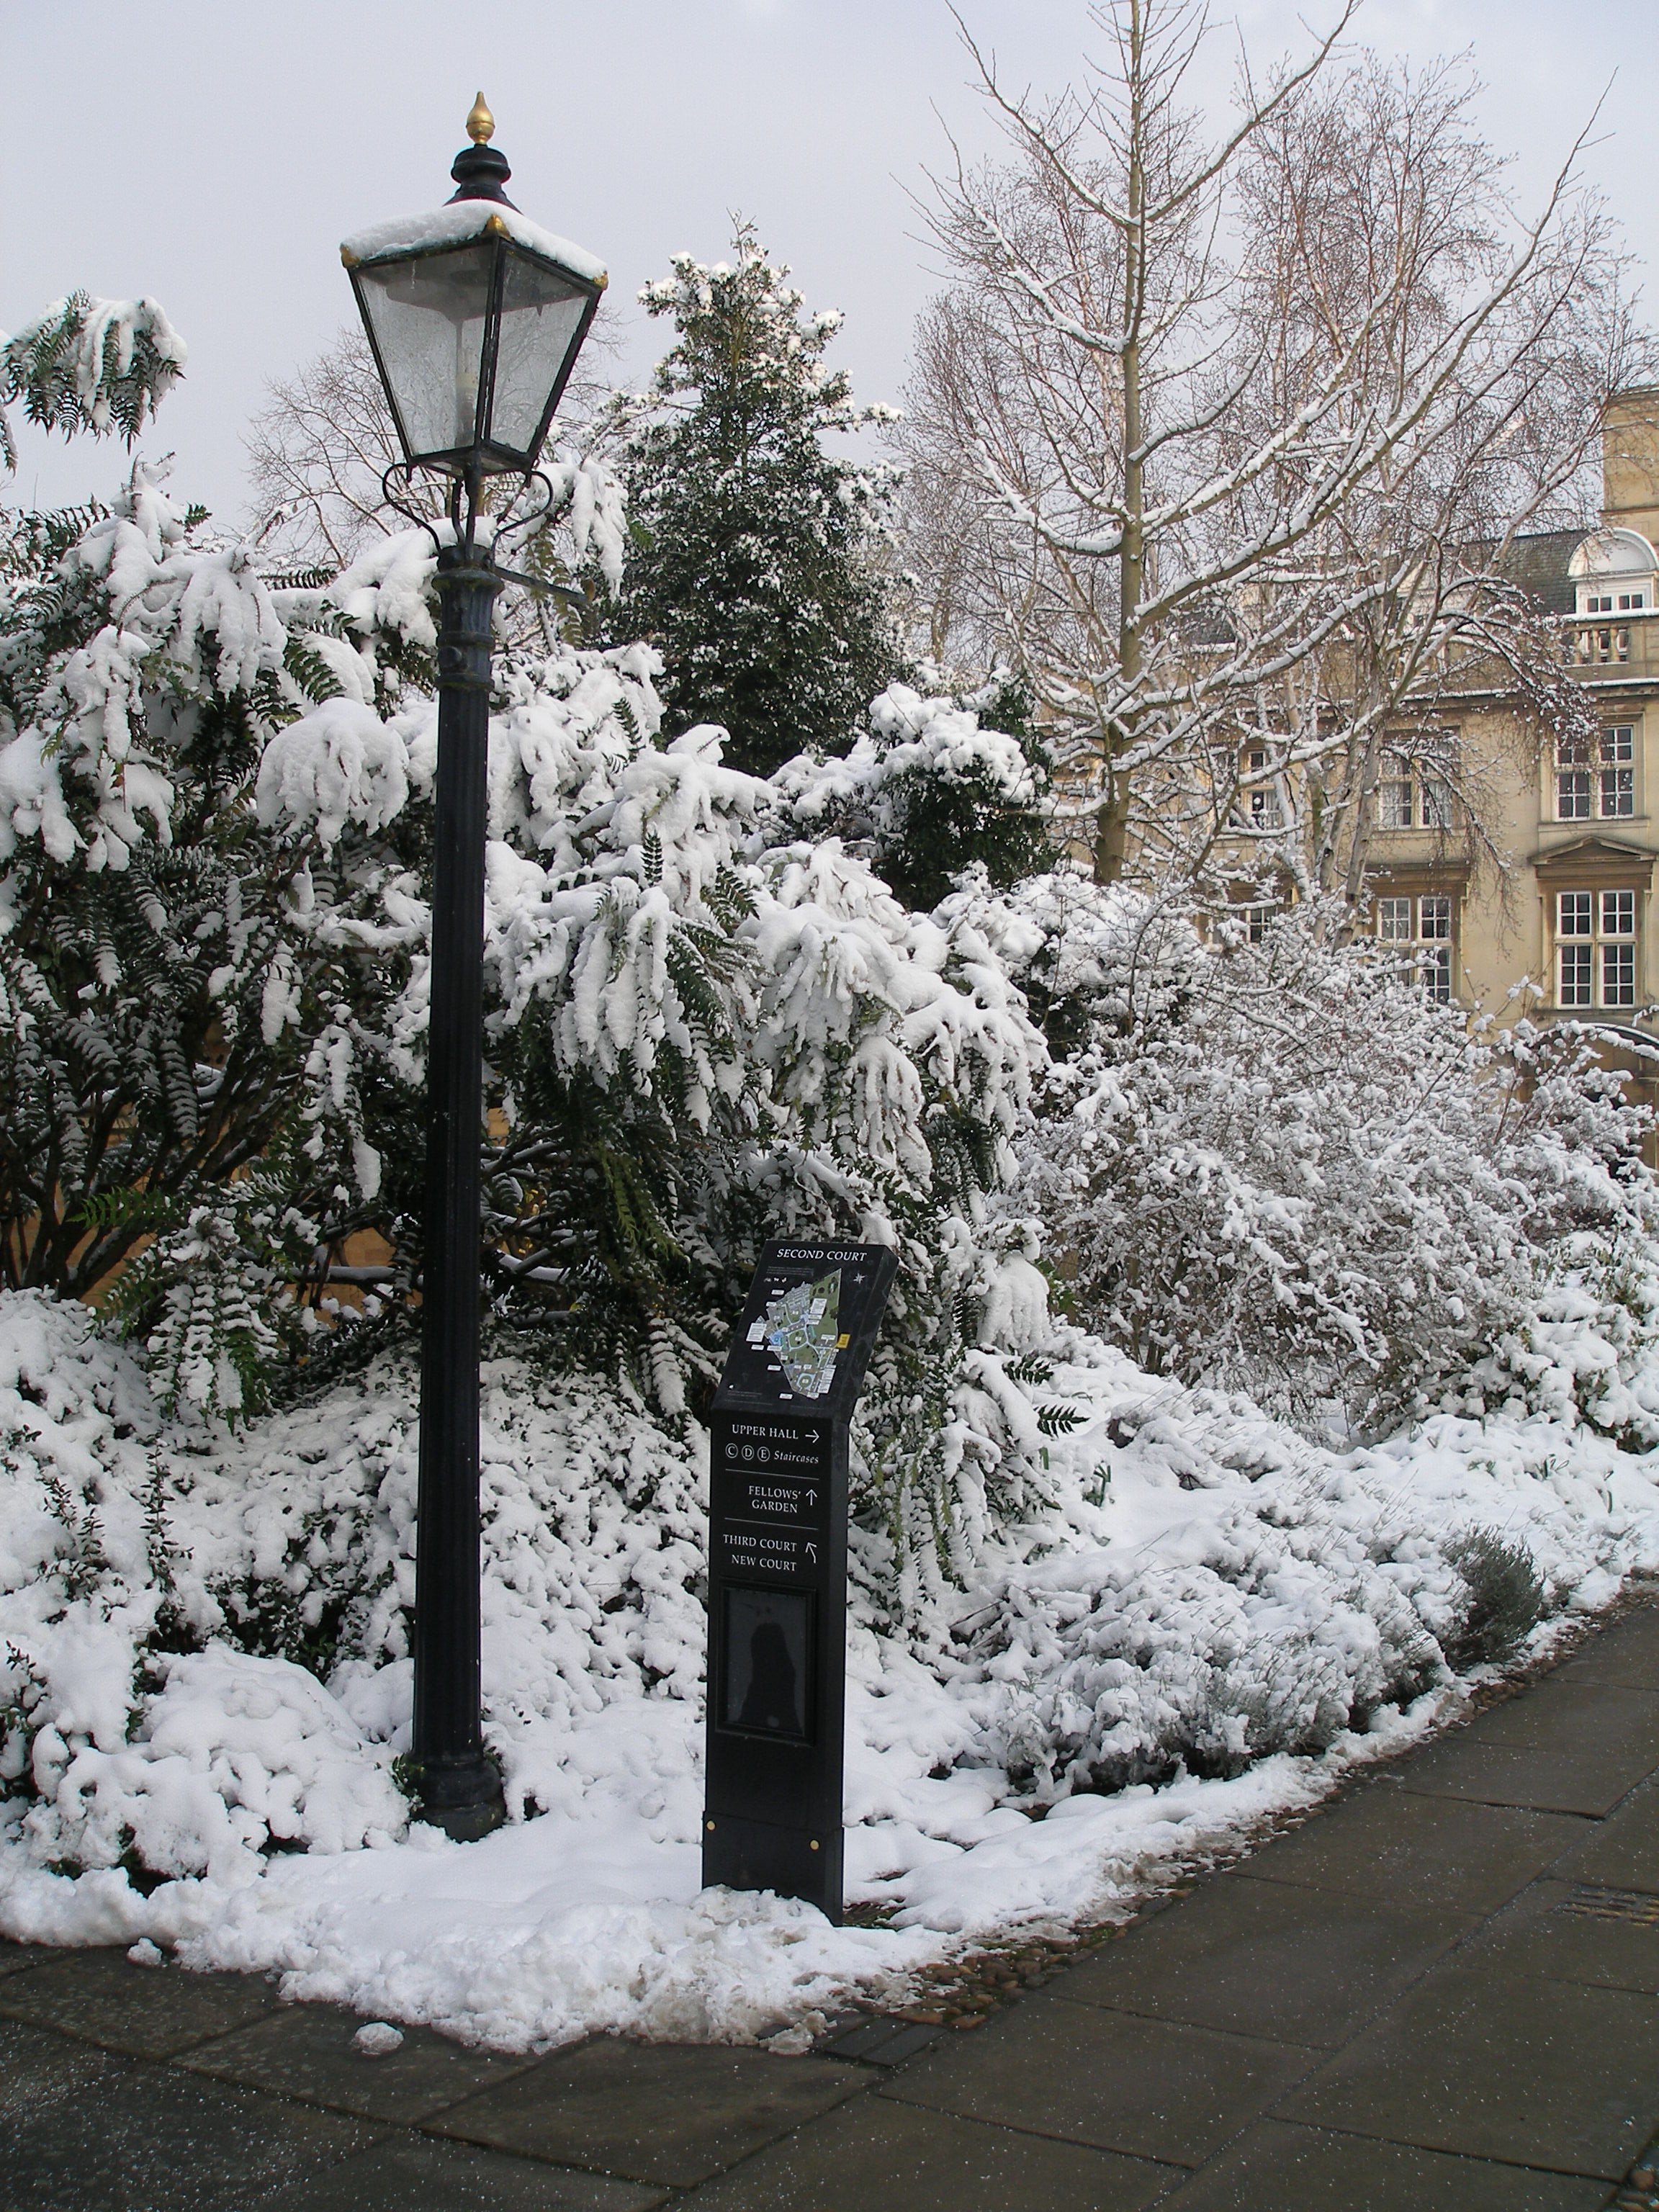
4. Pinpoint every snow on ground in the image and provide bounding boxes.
[1,1289,1655,2050]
